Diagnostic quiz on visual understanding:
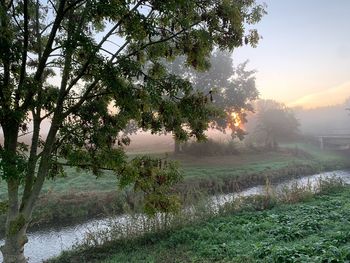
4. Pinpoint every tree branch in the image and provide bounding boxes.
[63,0,86,13]
[40,21,54,35]
[65,12,199,117]
[20,0,67,111]
[22,4,78,216]
[58,162,115,172]
[100,47,116,57]
[64,0,144,95]
[35,0,42,60]
[20,111,41,211]
[63,37,131,117]
[126,22,199,59]
[48,0,58,14]
[10,1,23,33]
[15,0,29,109]
[0,2,11,112]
